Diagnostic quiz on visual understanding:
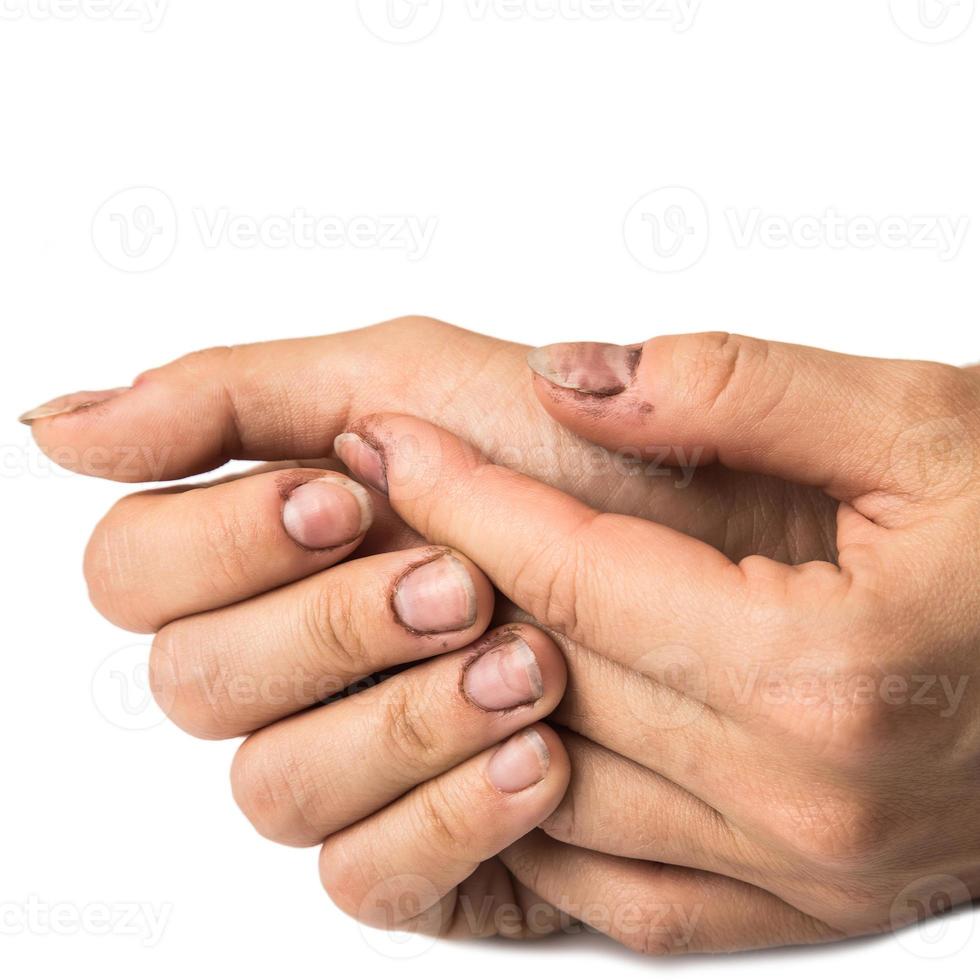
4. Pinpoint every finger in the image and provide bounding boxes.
[151,546,493,738]
[318,725,570,934]
[231,625,566,846]
[334,414,794,685]
[527,333,980,504]
[85,468,374,633]
[540,732,753,880]
[501,832,839,955]
[17,318,504,483]
[549,634,749,811]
